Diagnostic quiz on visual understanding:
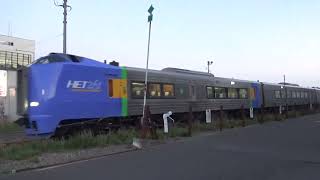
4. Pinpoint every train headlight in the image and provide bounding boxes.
[30,102,40,107]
